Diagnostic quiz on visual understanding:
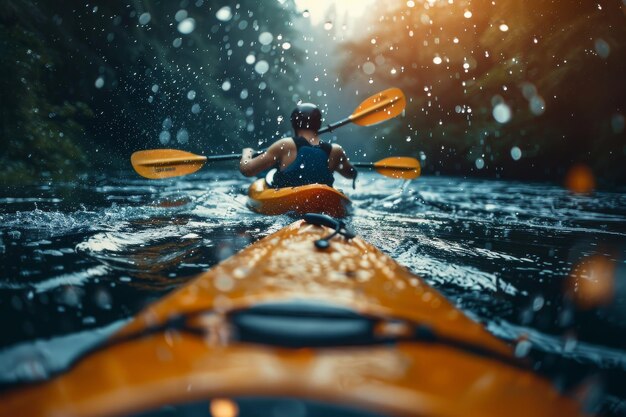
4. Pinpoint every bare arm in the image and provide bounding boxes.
[329,144,357,179]
[239,139,291,177]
